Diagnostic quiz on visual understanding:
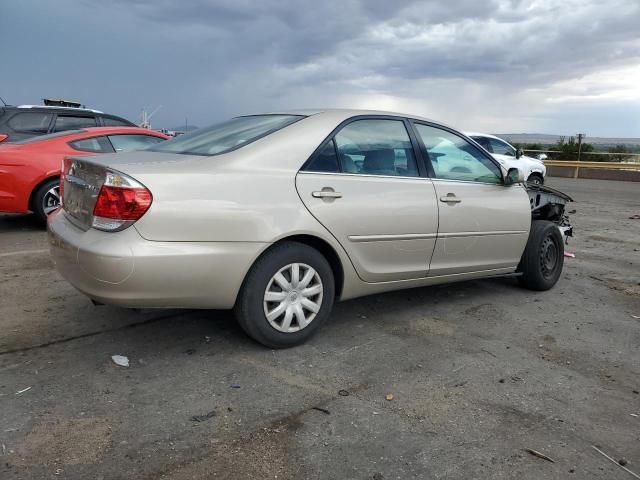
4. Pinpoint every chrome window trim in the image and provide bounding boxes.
[296,171,425,181]
[298,171,512,187]
[430,177,505,186]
